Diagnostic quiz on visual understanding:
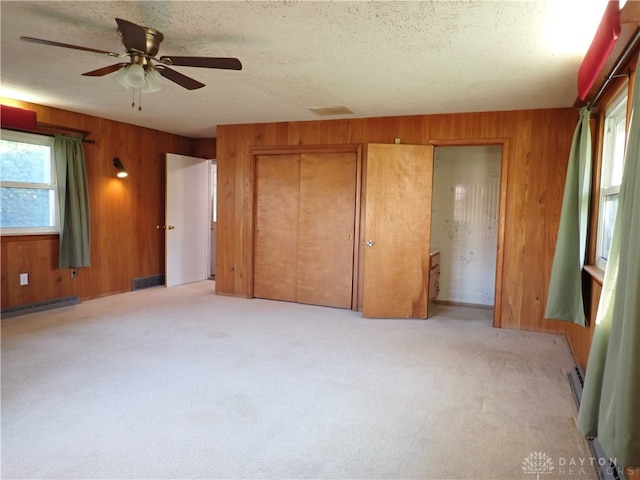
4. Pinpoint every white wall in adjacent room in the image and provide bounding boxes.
[431,145,502,306]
